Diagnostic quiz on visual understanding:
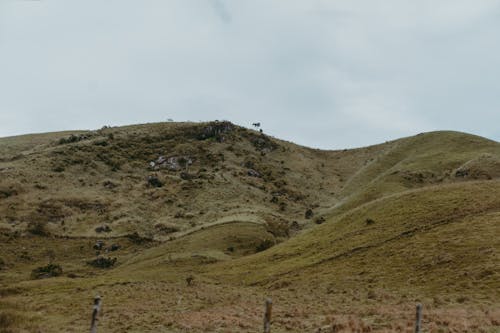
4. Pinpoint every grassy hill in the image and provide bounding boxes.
[0,122,499,332]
